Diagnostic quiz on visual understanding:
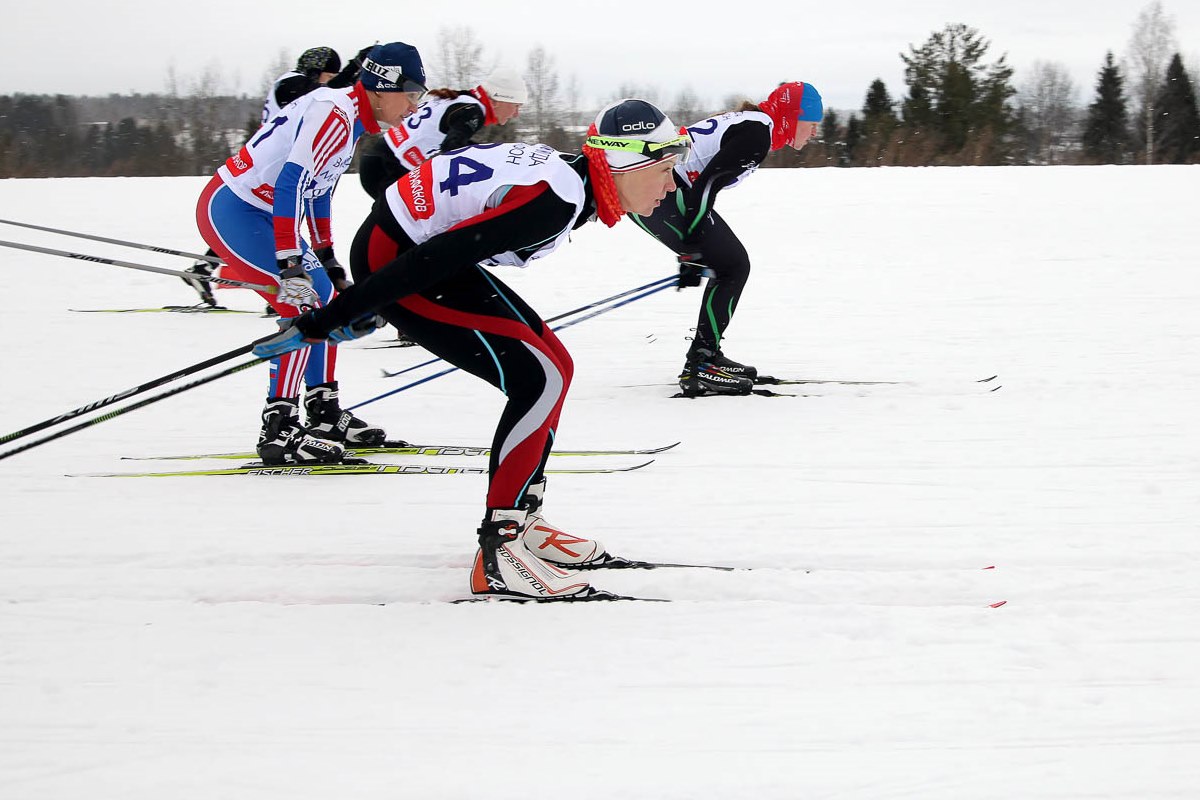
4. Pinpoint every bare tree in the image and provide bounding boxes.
[432,26,487,88]
[259,49,291,102]
[524,45,563,144]
[1018,61,1078,164]
[1126,0,1177,163]
[668,87,705,125]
